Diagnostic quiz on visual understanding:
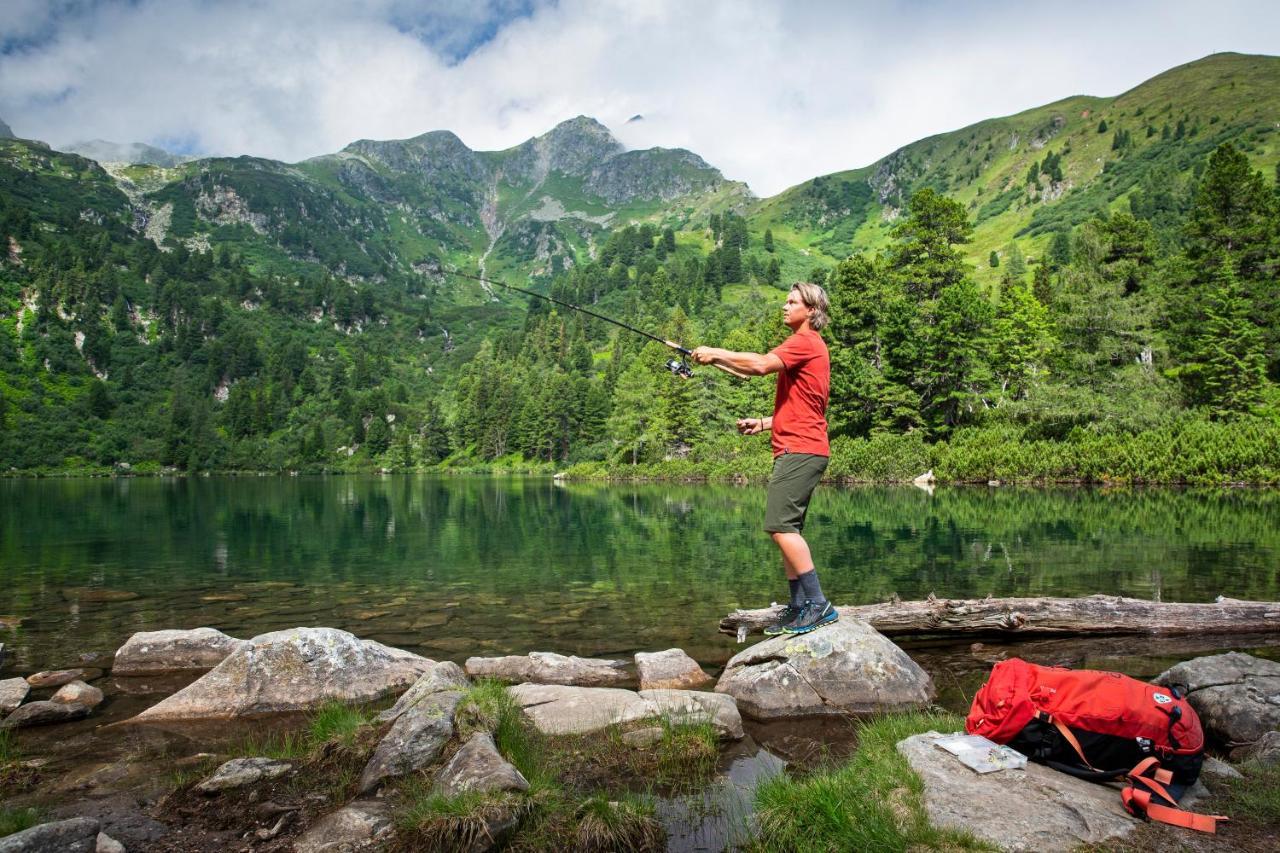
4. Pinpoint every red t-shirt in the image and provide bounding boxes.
[769,328,830,457]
